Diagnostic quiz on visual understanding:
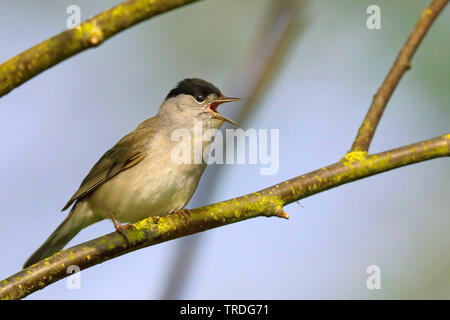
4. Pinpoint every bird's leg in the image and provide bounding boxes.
[173,208,191,223]
[108,211,135,245]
